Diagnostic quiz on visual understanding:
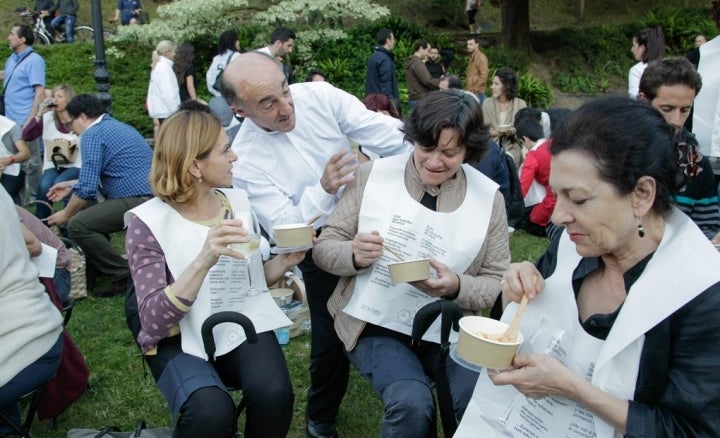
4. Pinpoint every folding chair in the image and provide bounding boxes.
[125,282,258,433]
[0,385,45,438]
[411,300,464,437]
[201,311,258,426]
